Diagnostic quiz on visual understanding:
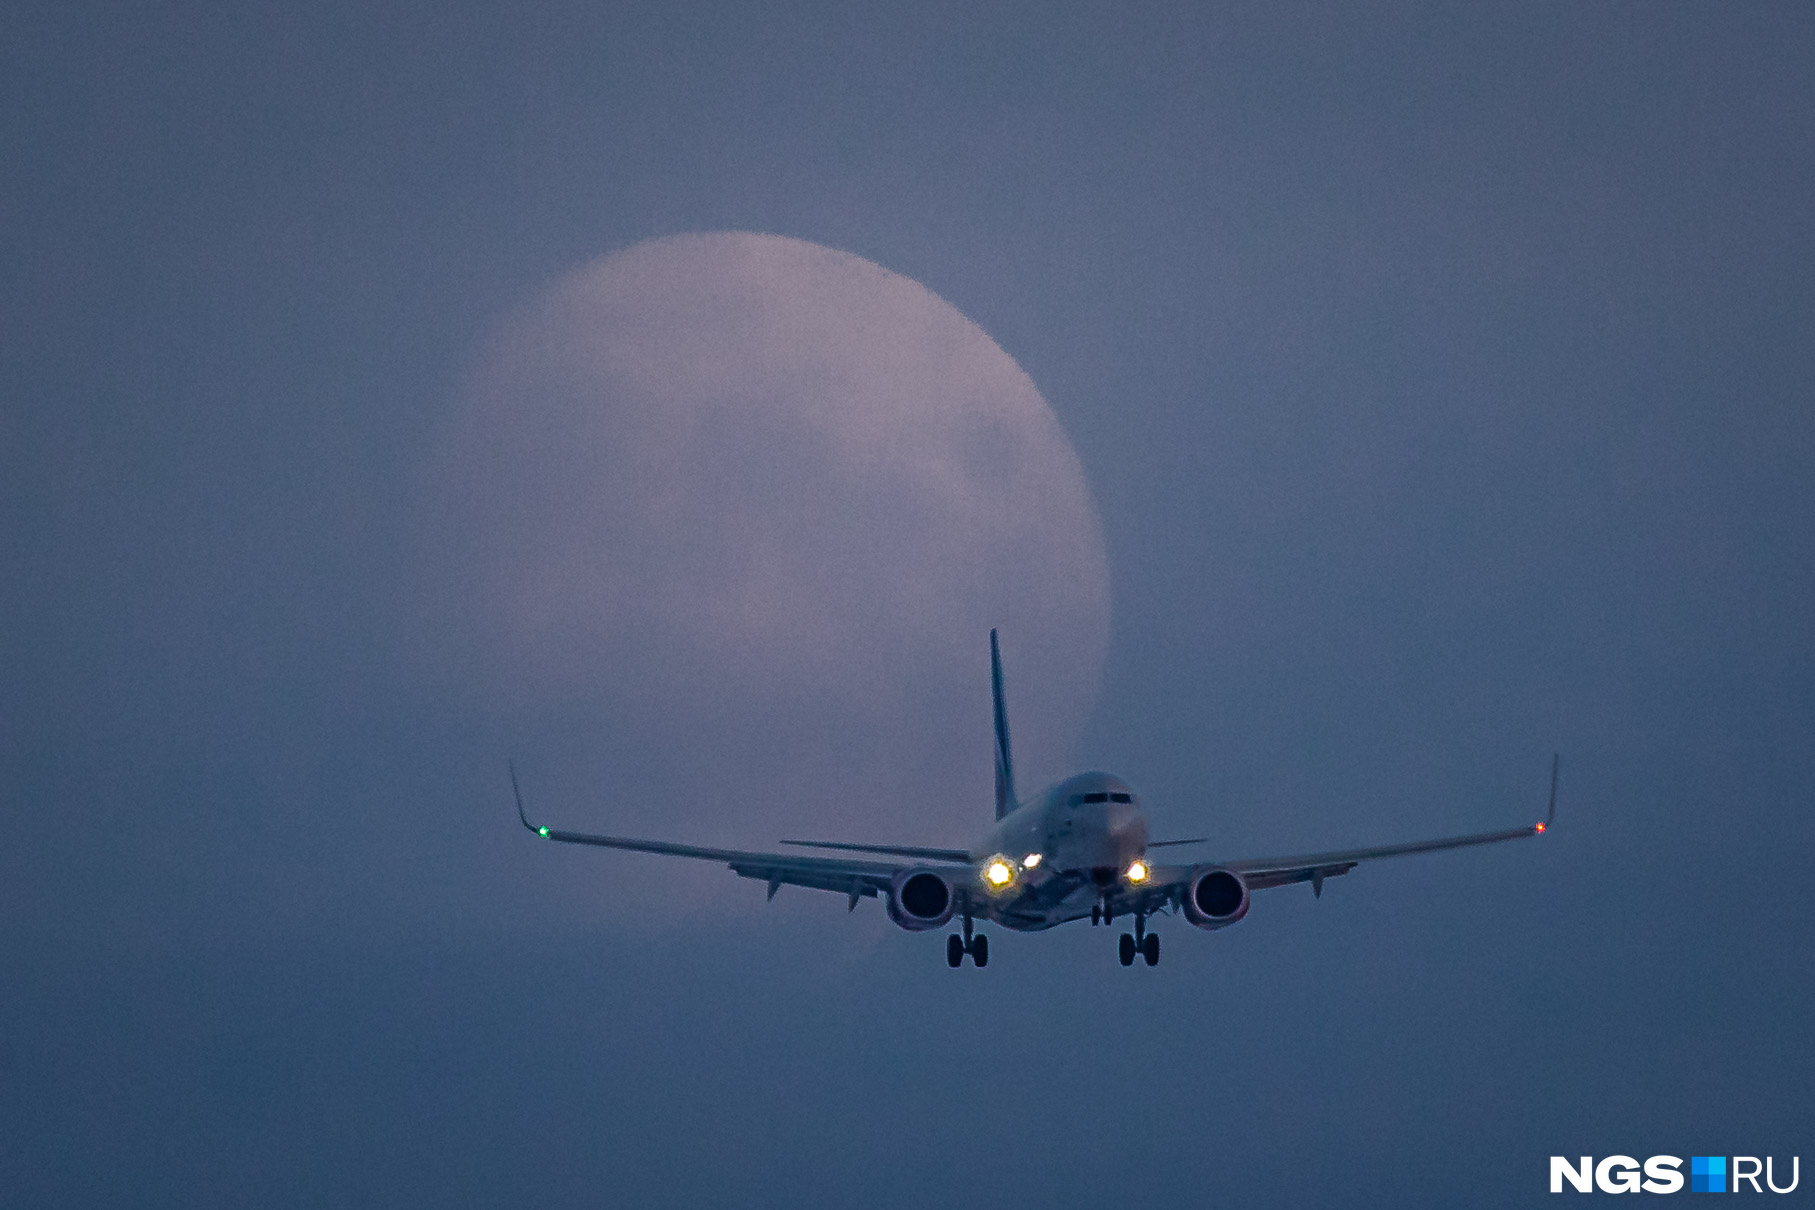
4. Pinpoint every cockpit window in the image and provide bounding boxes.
[1109,792,1132,803]
[1082,792,1109,804]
